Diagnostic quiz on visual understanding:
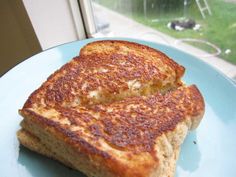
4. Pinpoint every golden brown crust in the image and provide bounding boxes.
[20,85,204,155]
[23,40,185,109]
[80,40,185,79]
